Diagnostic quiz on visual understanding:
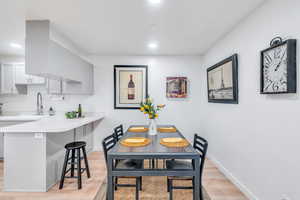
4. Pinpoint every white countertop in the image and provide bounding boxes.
[0,112,104,133]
